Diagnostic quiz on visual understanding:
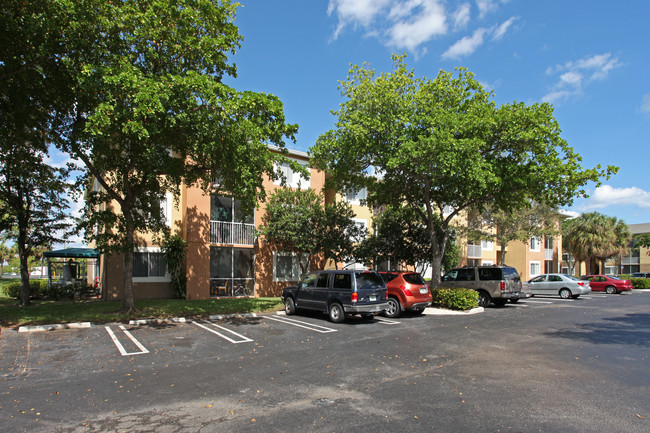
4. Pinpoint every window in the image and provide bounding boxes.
[530,261,541,277]
[133,249,168,281]
[351,218,368,240]
[530,237,541,252]
[274,159,310,189]
[345,187,367,205]
[544,260,554,273]
[332,273,352,290]
[481,240,494,251]
[544,237,554,249]
[273,252,309,282]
